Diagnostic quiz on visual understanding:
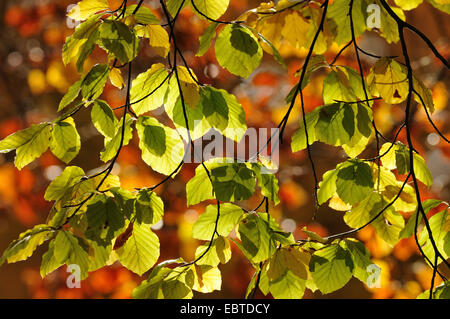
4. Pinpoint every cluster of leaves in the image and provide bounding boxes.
[0,0,449,299]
